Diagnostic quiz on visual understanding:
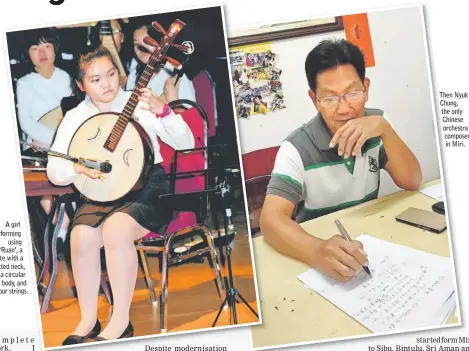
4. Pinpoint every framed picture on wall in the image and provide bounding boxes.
[228,17,344,46]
